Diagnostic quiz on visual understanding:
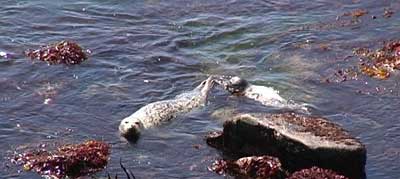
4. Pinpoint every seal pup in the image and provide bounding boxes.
[215,76,308,111]
[119,76,215,141]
